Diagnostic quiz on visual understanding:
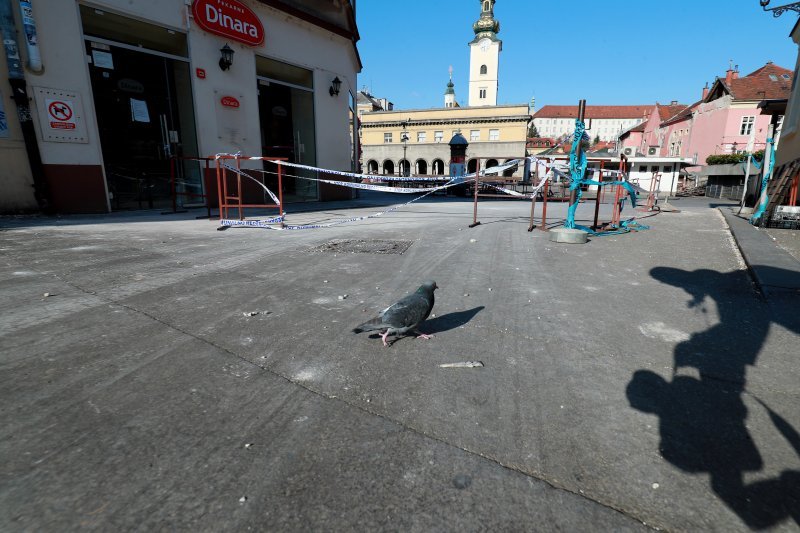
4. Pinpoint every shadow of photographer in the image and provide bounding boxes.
[627,267,799,529]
